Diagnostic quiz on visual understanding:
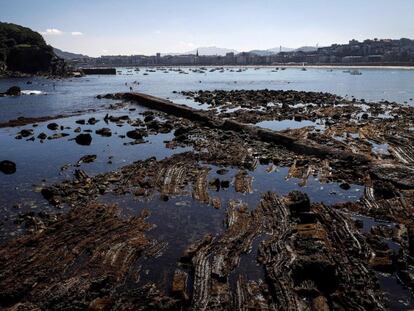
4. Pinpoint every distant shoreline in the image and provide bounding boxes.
[90,64,414,70]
